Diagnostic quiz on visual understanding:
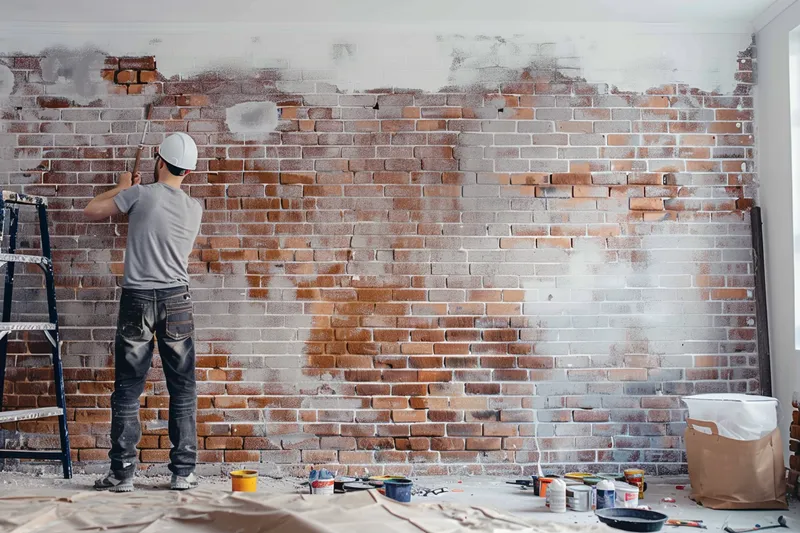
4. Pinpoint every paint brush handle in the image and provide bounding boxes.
[131,145,145,175]
[667,519,706,529]
[132,104,153,175]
